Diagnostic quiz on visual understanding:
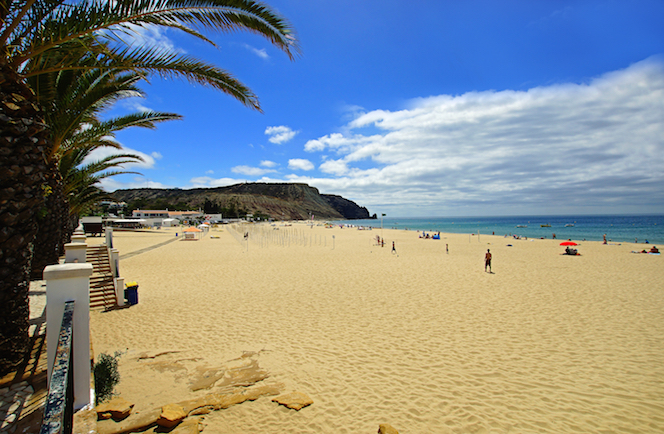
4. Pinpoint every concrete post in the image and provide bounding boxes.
[115,277,125,307]
[44,263,94,410]
[110,248,120,278]
[64,242,87,264]
[105,228,114,249]
[71,234,86,244]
